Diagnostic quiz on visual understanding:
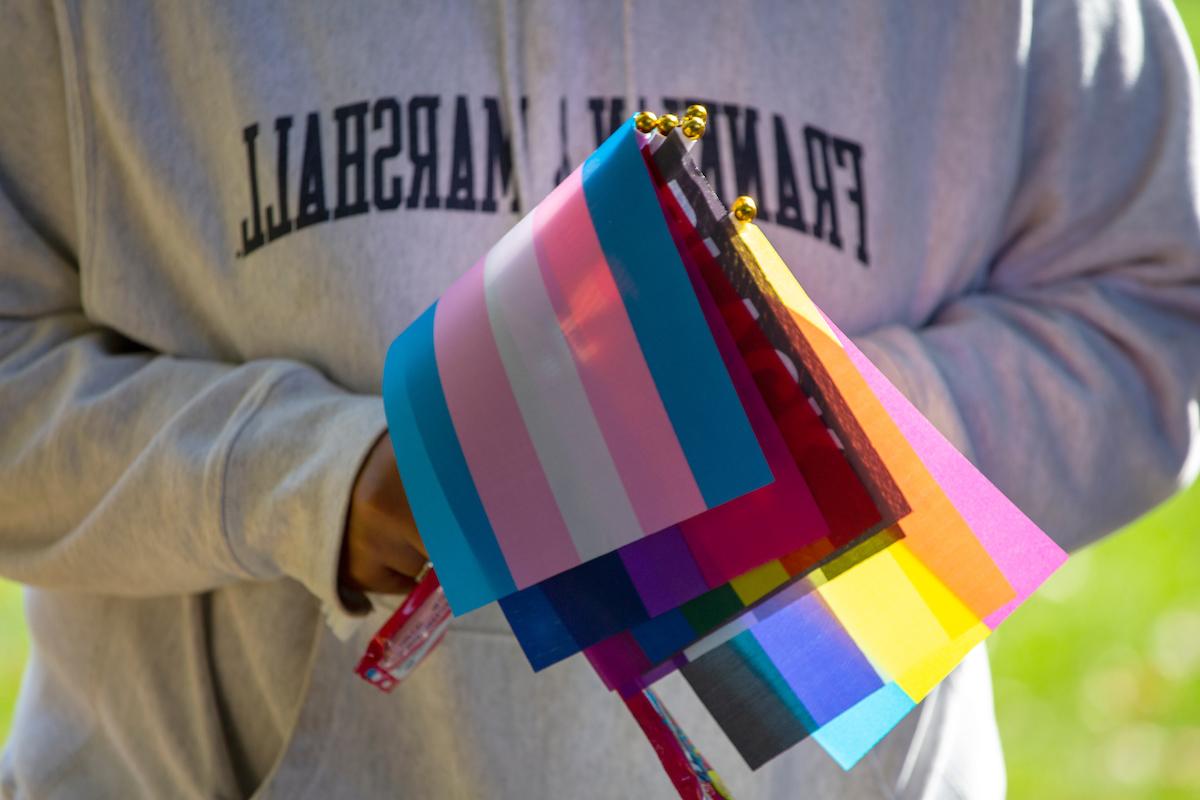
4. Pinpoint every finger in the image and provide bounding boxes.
[370,568,416,596]
[356,436,413,519]
[359,498,427,559]
[400,524,428,559]
[380,539,427,580]
[346,560,415,595]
